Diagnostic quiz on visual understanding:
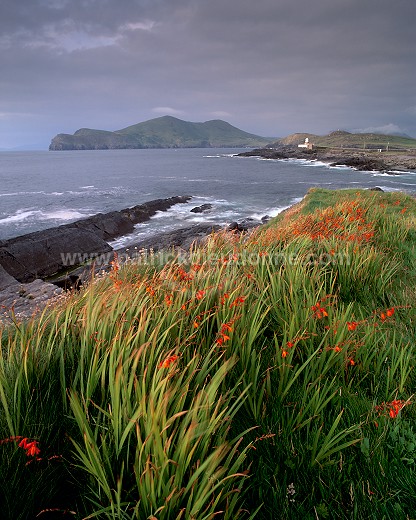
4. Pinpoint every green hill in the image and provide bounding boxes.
[49,116,273,150]
[277,130,416,150]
